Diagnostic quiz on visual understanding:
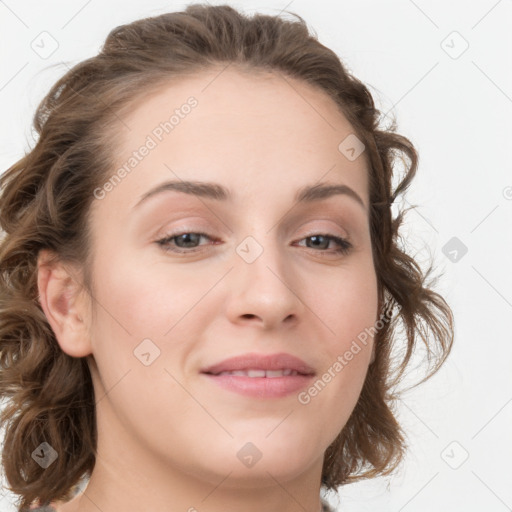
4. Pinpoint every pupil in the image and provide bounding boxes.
[177,233,199,247]
[309,235,327,249]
